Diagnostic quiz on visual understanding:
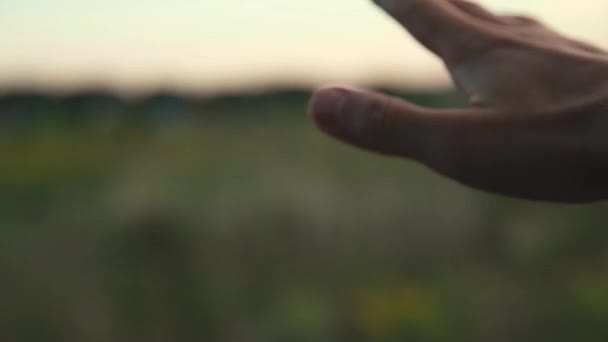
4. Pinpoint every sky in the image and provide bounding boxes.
[1,0,607,94]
